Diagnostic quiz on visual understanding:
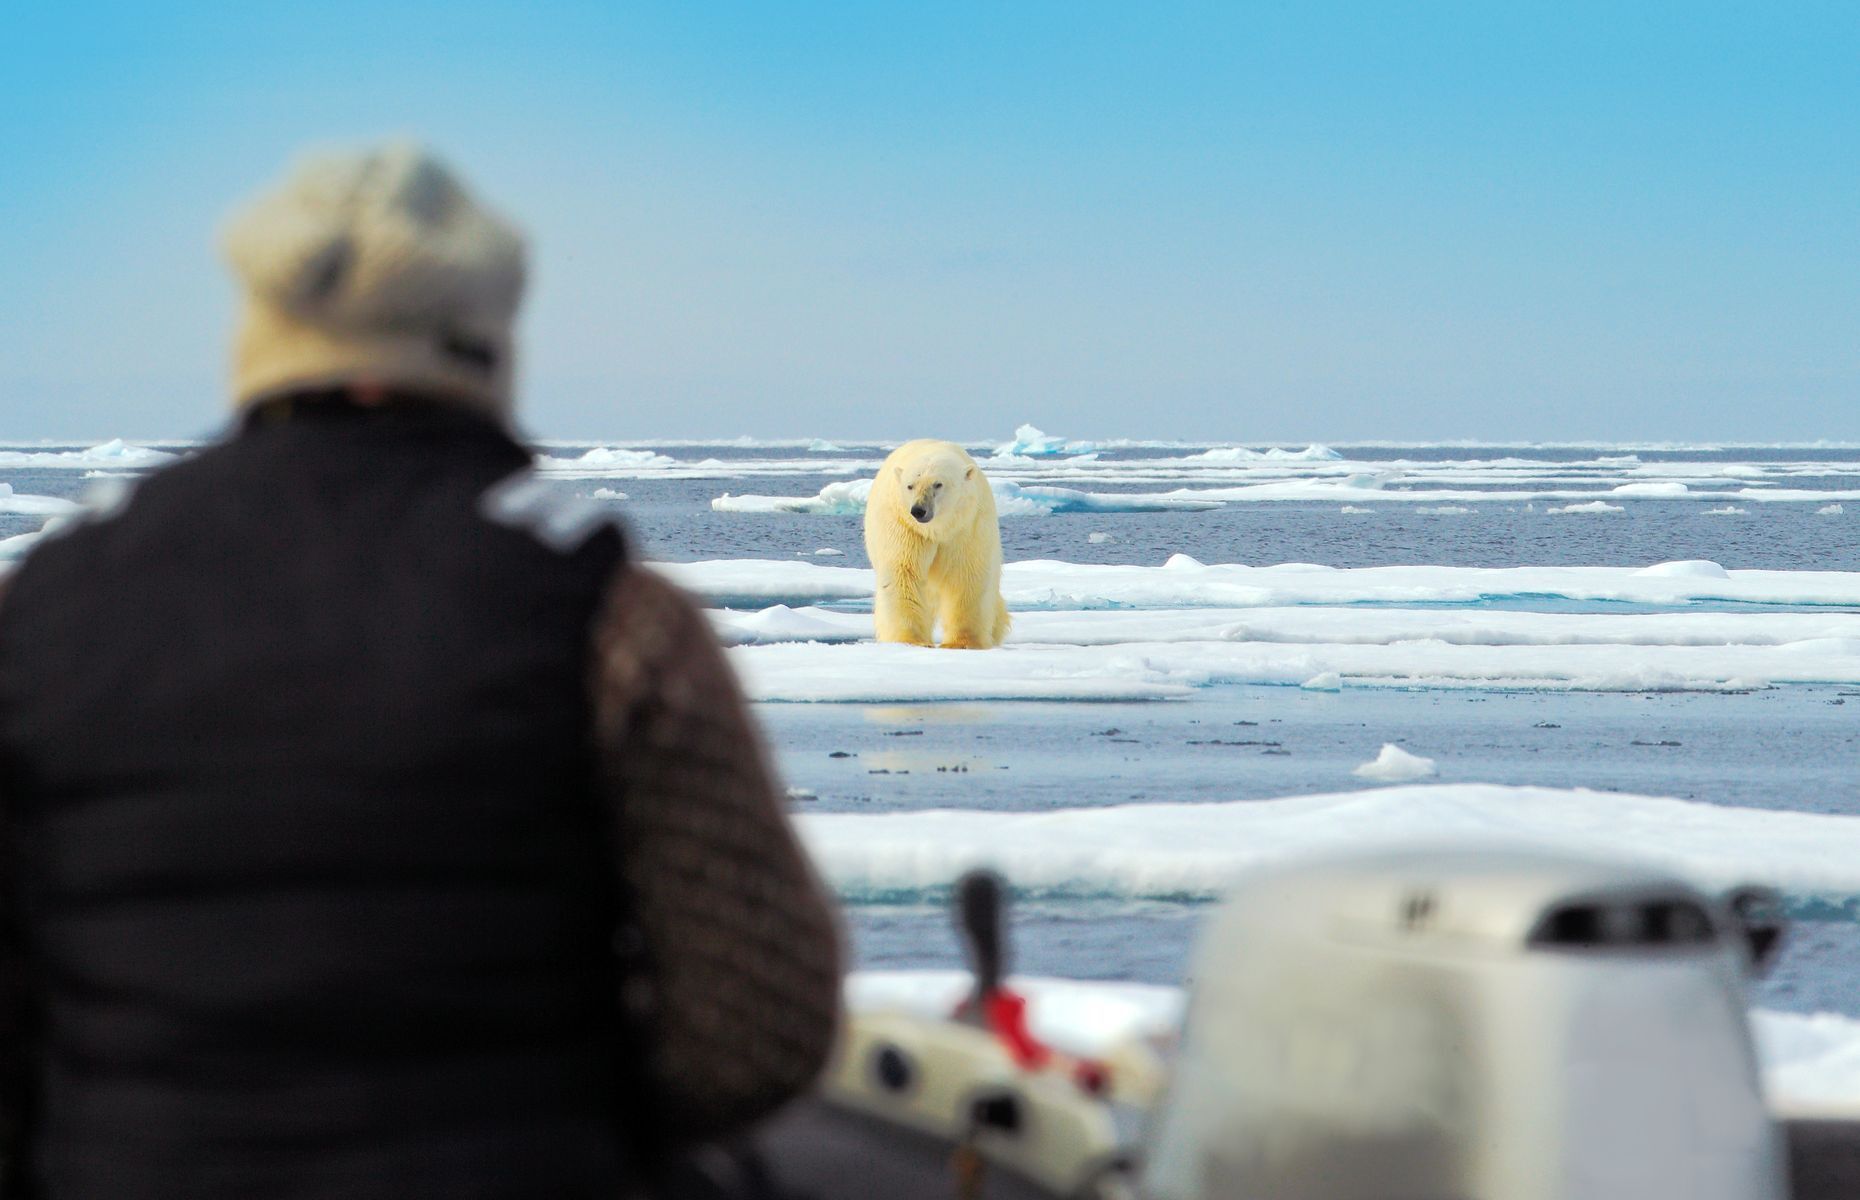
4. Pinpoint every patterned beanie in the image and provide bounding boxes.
[221,142,527,417]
